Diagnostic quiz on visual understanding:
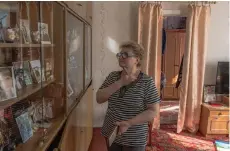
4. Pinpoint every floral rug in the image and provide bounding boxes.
[146,126,229,151]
